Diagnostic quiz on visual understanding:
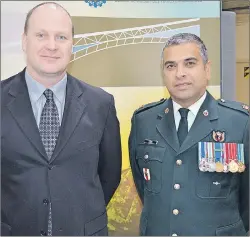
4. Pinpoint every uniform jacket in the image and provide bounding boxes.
[1,69,122,236]
[129,92,249,236]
